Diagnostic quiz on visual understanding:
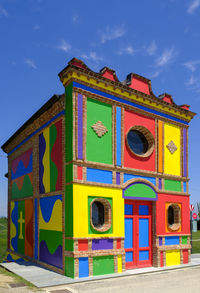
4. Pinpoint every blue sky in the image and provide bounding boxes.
[0,0,200,216]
